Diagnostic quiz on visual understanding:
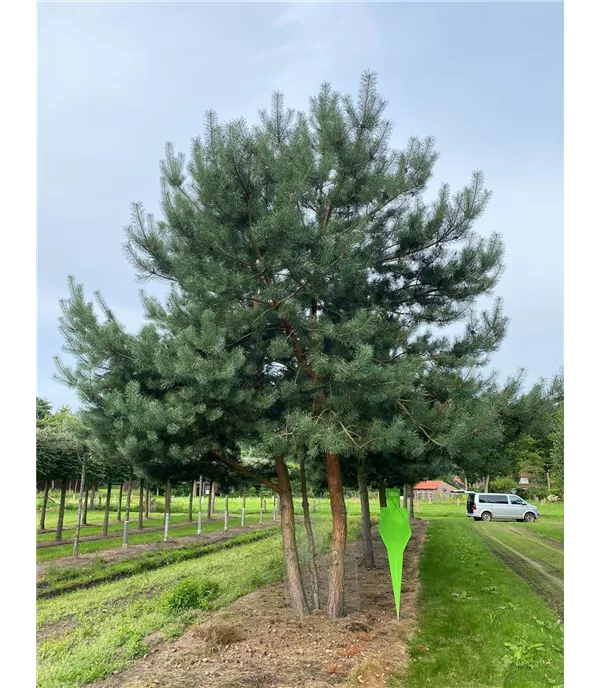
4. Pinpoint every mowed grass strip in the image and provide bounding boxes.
[475,522,564,575]
[396,520,563,688]
[38,527,279,598]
